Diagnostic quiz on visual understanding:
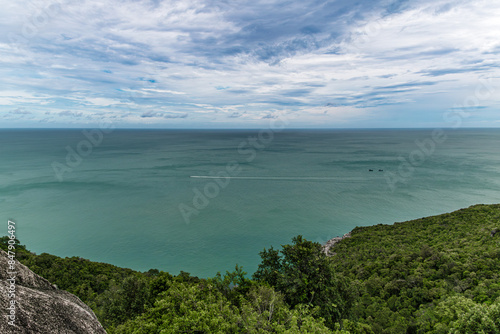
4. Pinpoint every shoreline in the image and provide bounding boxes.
[322,232,351,256]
